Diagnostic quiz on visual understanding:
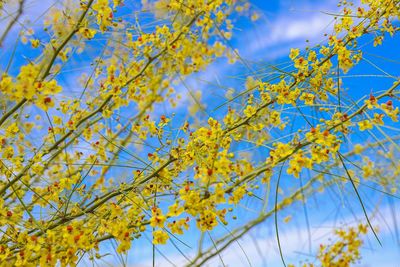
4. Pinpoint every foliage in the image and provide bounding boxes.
[0,0,399,266]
